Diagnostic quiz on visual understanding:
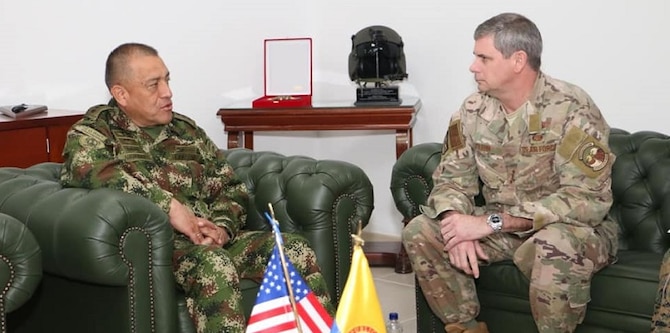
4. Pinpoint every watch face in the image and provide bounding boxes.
[488,213,503,232]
